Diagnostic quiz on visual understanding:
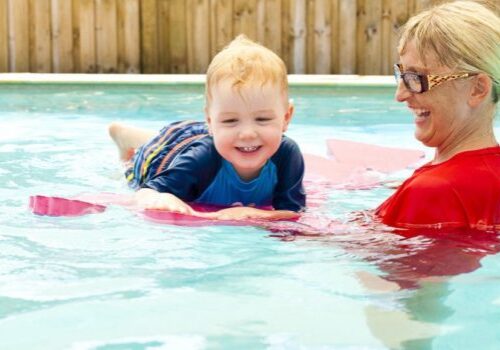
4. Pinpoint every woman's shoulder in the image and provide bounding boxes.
[416,146,500,176]
[396,146,500,200]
